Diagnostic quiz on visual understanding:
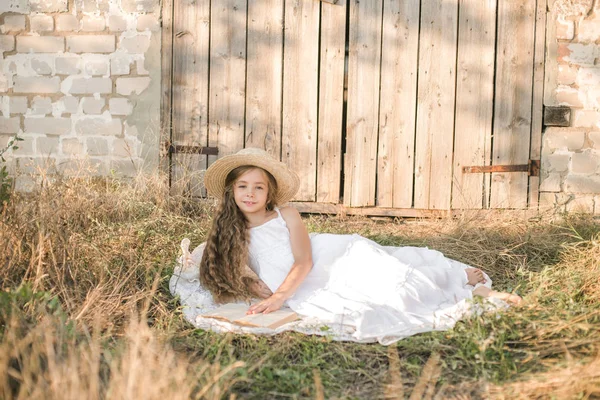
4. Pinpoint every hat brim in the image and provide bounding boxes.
[204,153,300,205]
